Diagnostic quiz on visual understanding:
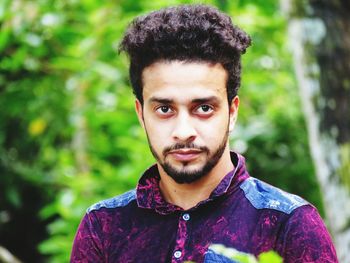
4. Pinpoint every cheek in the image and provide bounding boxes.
[144,119,171,147]
[202,114,229,131]
[197,117,229,142]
